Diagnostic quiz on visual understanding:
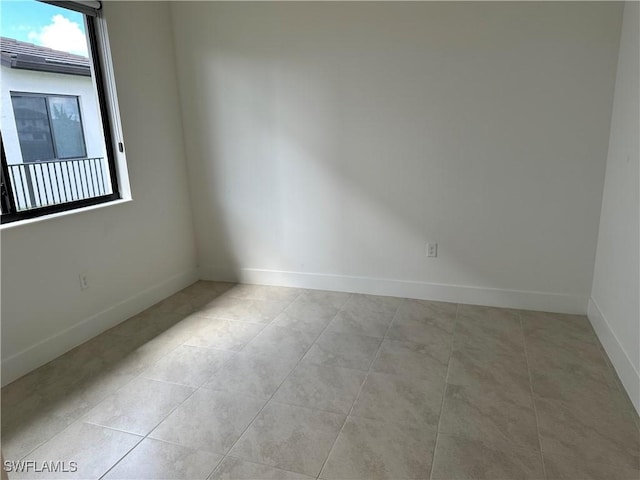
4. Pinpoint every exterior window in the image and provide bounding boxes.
[11,94,87,162]
[0,0,124,223]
